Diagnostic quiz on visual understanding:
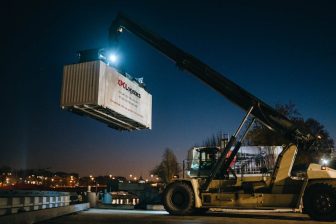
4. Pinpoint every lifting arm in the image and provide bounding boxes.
[108,13,314,145]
